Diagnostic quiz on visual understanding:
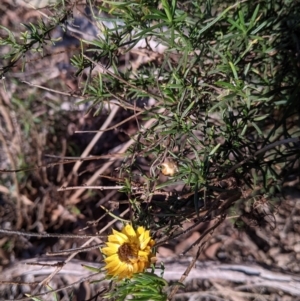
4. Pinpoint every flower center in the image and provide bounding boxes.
[118,243,138,263]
